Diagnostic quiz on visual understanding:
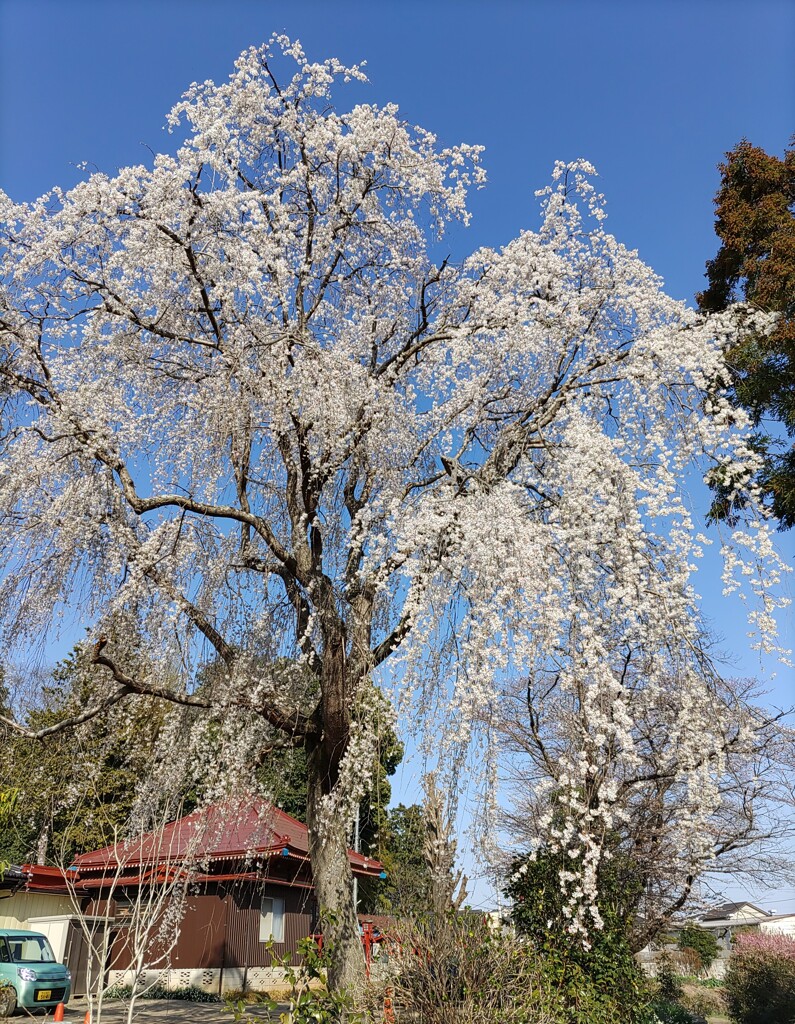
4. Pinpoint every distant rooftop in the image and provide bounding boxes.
[701,901,769,921]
